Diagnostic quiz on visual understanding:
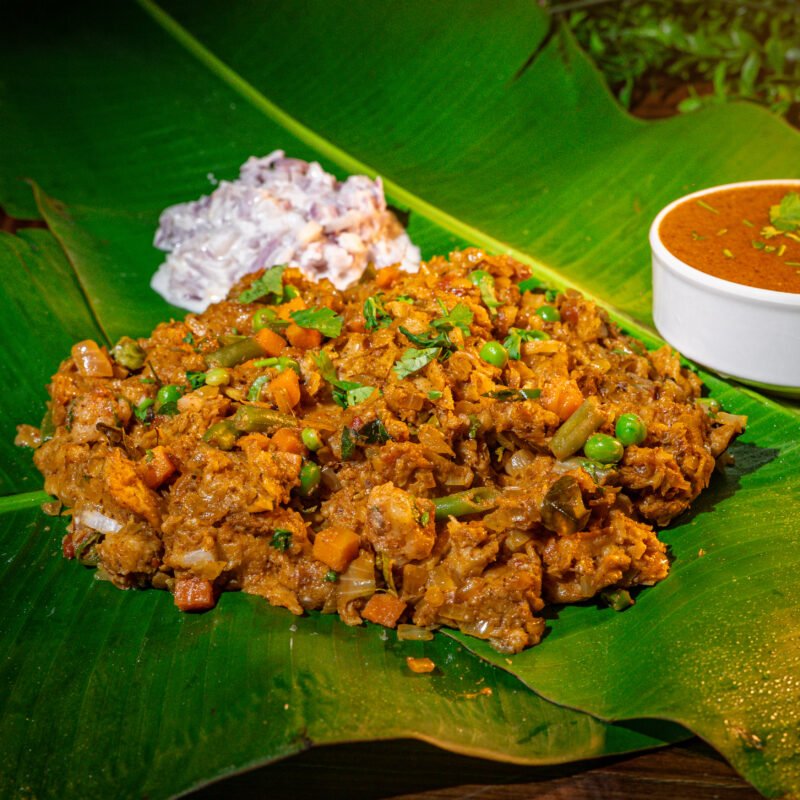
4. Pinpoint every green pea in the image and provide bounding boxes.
[535,305,561,323]
[615,413,647,446]
[299,462,322,496]
[205,367,231,386]
[156,384,183,408]
[584,433,624,464]
[301,427,323,452]
[479,341,508,368]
